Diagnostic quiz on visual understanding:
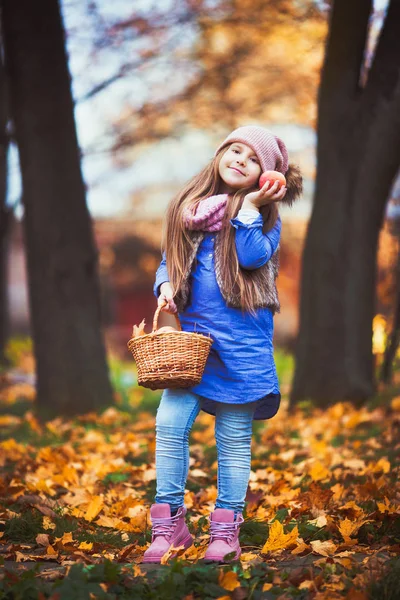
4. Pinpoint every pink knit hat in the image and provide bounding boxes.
[215,125,289,175]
